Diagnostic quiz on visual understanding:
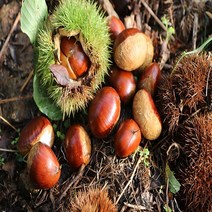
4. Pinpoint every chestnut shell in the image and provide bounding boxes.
[18,116,54,155]
[114,119,141,158]
[27,142,61,189]
[64,124,91,169]
[109,67,136,104]
[137,62,161,95]
[88,86,121,138]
